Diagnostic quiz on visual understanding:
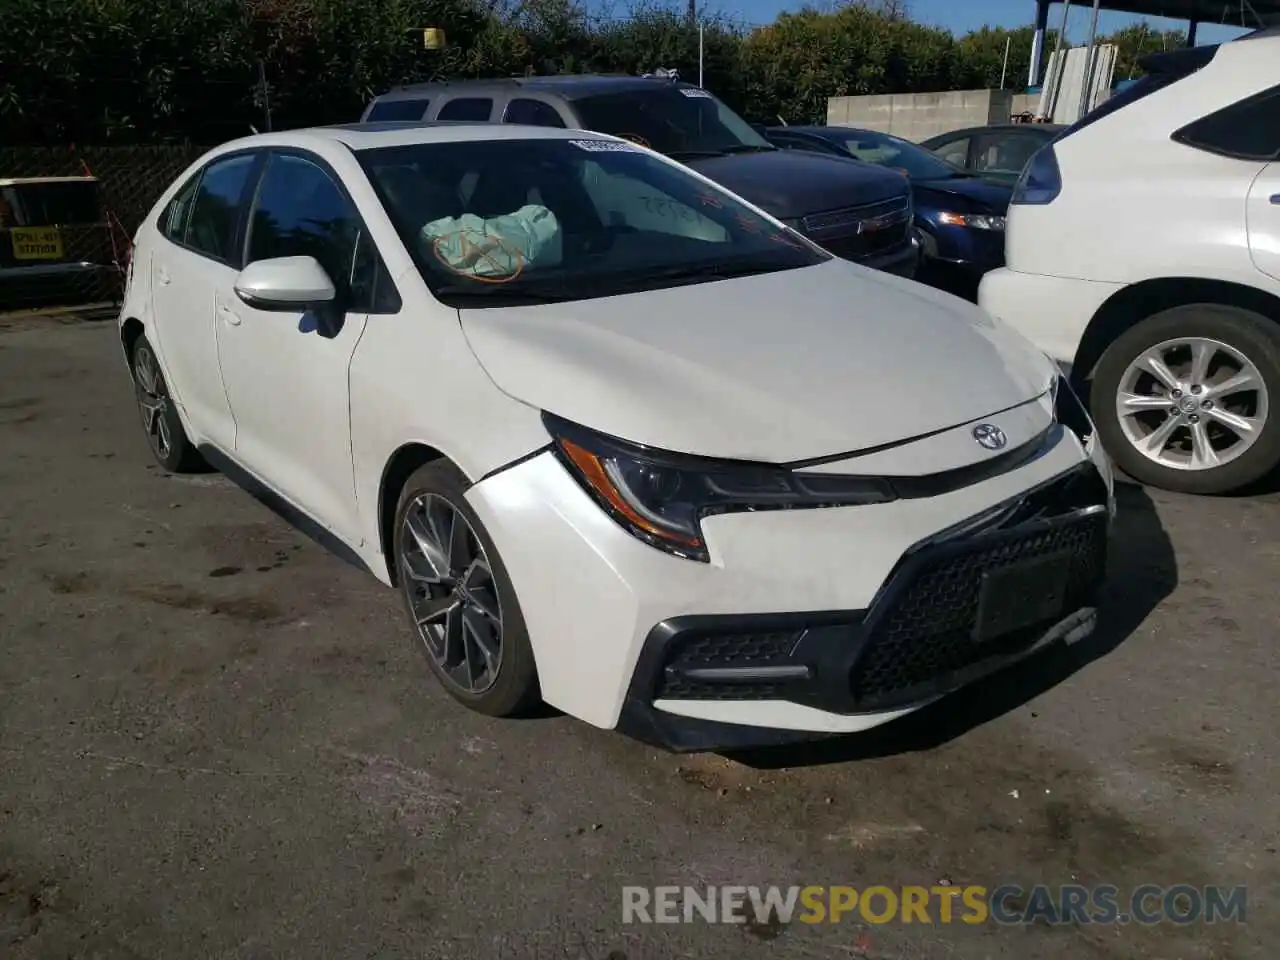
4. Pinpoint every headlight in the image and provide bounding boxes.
[543,413,893,562]
[1052,374,1095,444]
[938,212,1006,231]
